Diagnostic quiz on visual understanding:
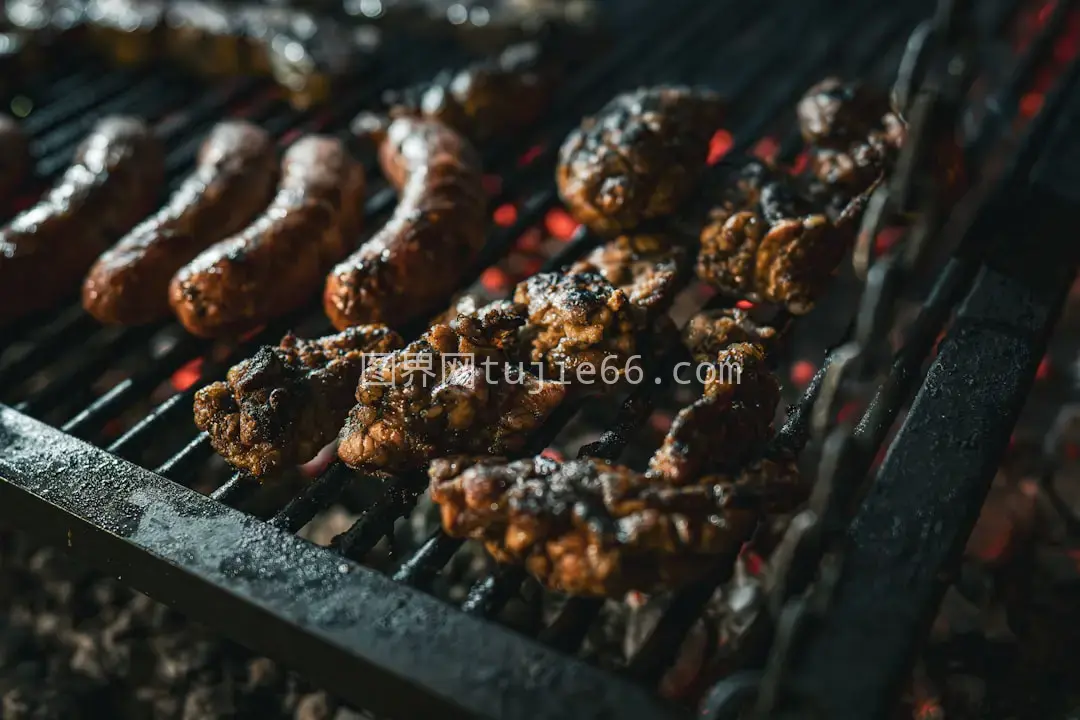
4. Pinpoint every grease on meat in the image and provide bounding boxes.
[337,311,566,473]
[84,121,277,325]
[170,134,365,338]
[557,85,724,235]
[0,116,162,327]
[324,115,486,329]
[194,325,403,478]
[430,453,805,596]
